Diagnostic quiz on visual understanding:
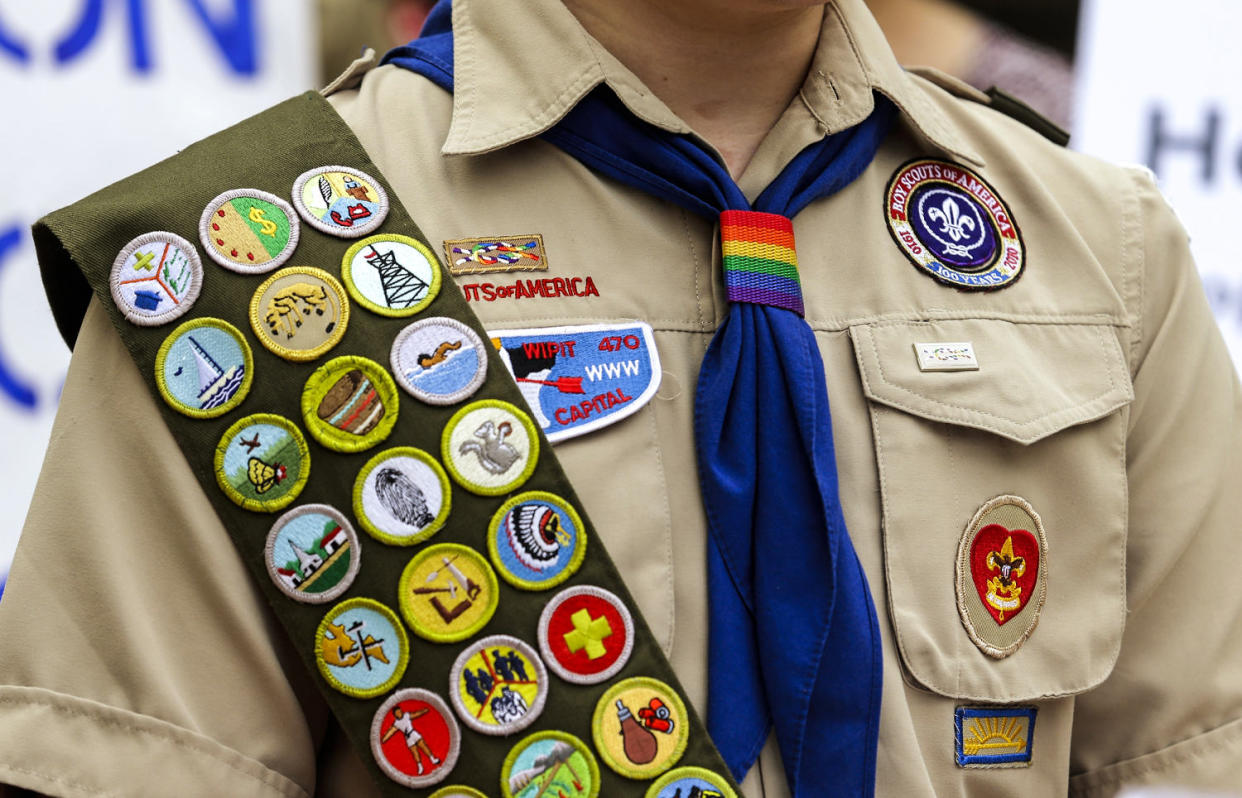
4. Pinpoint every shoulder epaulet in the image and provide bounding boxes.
[906,66,1071,148]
